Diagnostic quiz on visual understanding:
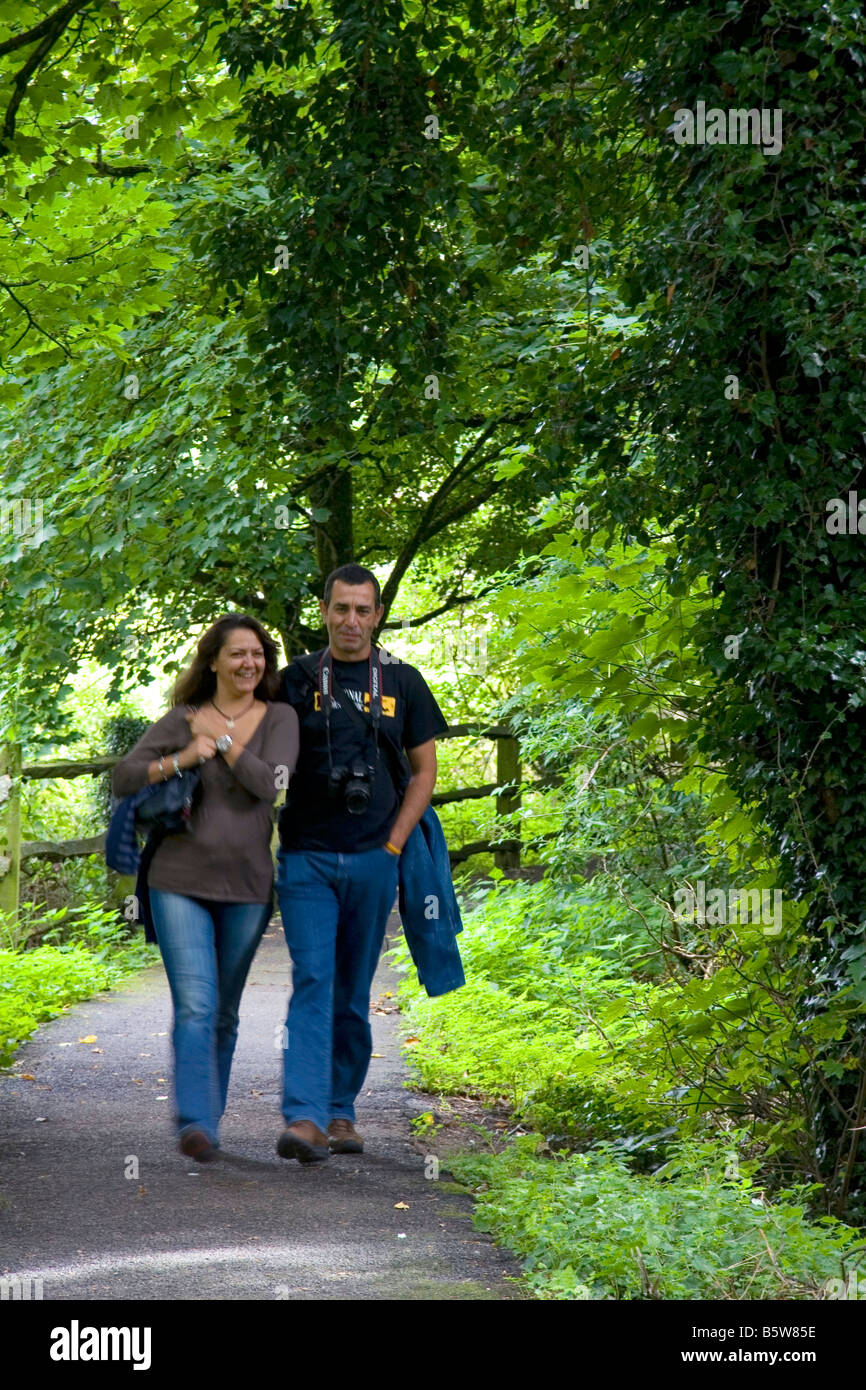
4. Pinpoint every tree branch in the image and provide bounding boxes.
[91,156,151,178]
[0,0,90,59]
[426,476,509,536]
[448,412,534,429]
[1,2,92,154]
[381,583,500,629]
[0,280,71,360]
[380,417,517,613]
